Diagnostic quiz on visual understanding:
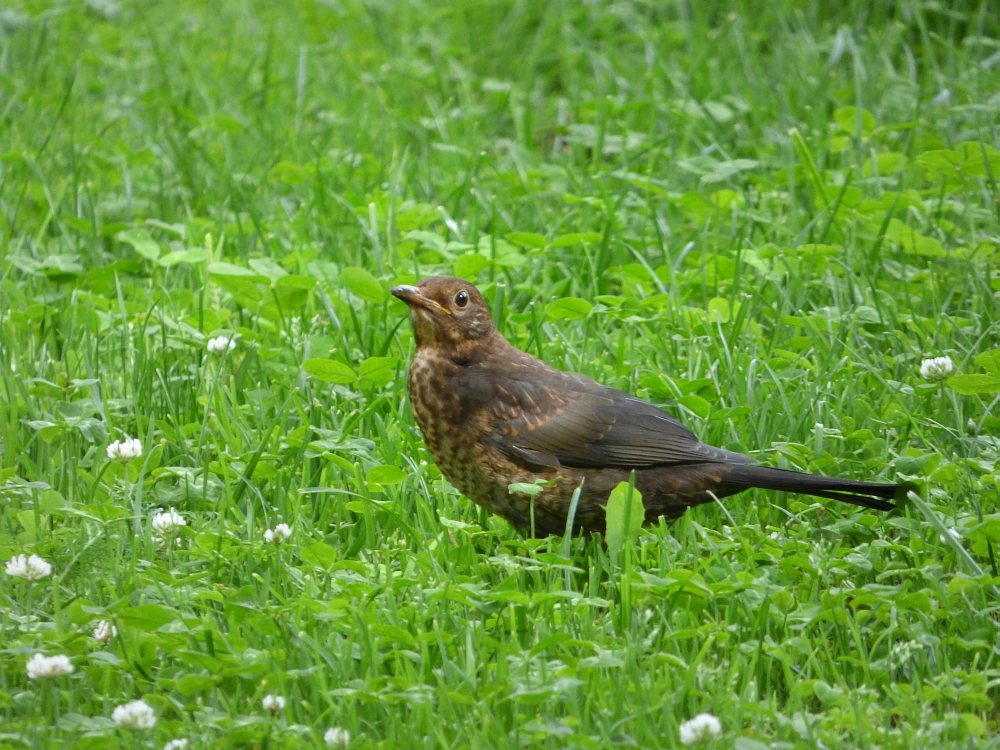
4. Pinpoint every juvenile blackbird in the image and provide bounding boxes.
[392,276,902,537]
